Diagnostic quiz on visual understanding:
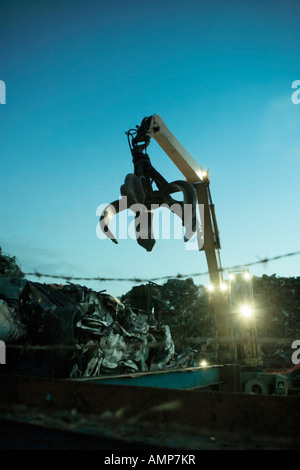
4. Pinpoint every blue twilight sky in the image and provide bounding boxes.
[0,0,299,297]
